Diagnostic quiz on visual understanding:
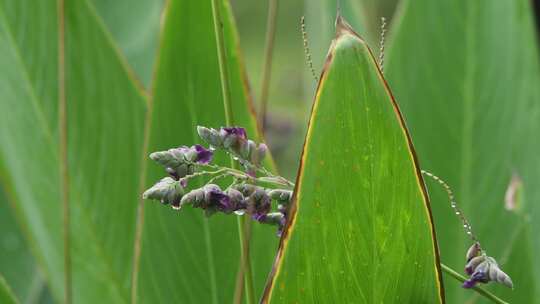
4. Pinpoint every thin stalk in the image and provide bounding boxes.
[210,1,255,303]
[259,0,279,132]
[441,263,509,304]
